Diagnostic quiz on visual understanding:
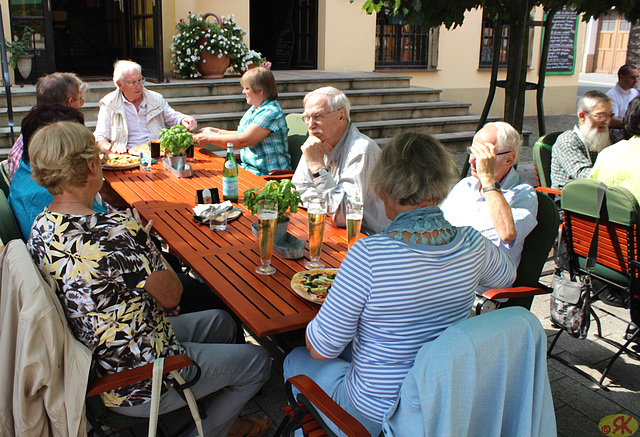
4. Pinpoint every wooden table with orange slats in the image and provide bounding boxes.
[103,147,350,337]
